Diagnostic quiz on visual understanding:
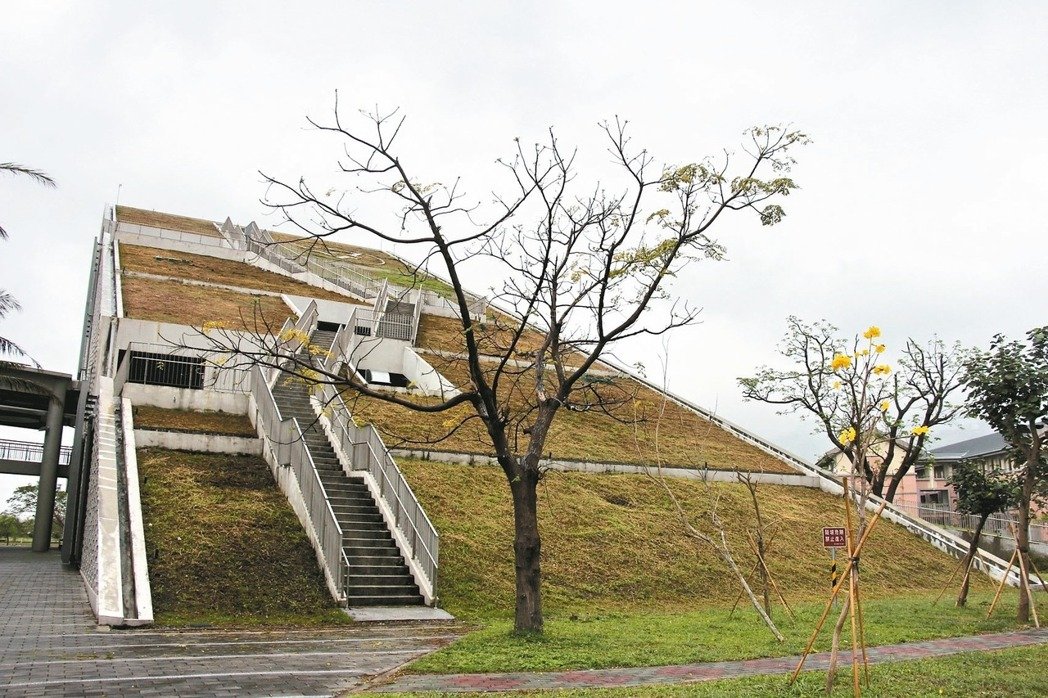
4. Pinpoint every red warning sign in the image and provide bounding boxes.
[823,527,847,548]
